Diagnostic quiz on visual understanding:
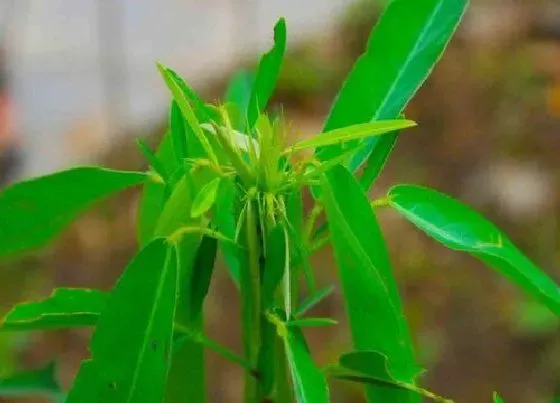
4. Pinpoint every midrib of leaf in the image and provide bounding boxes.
[373,1,444,120]
[126,246,175,403]
[323,179,409,349]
